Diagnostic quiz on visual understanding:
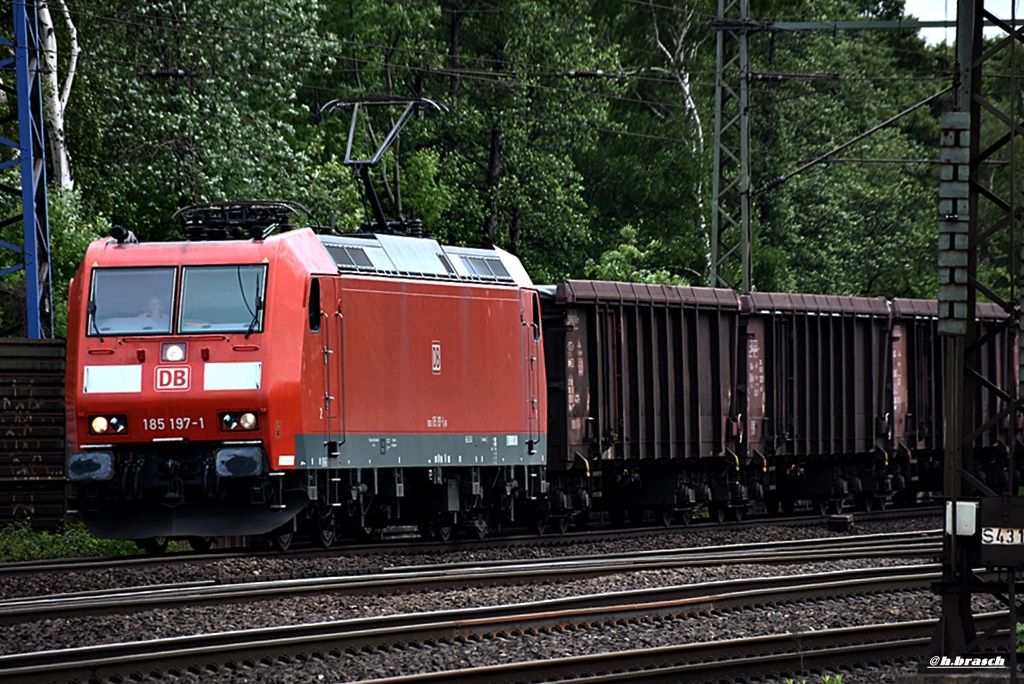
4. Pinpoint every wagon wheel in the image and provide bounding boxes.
[436,517,455,543]
[712,504,727,524]
[679,509,693,526]
[658,508,674,528]
[816,498,829,517]
[556,515,570,535]
[531,513,548,536]
[860,494,875,513]
[315,509,337,548]
[472,517,489,540]
[136,536,168,555]
[731,505,745,522]
[187,536,215,553]
[829,499,845,515]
